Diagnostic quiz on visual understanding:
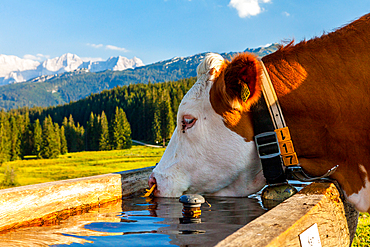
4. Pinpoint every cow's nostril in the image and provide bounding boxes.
[149,174,157,188]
